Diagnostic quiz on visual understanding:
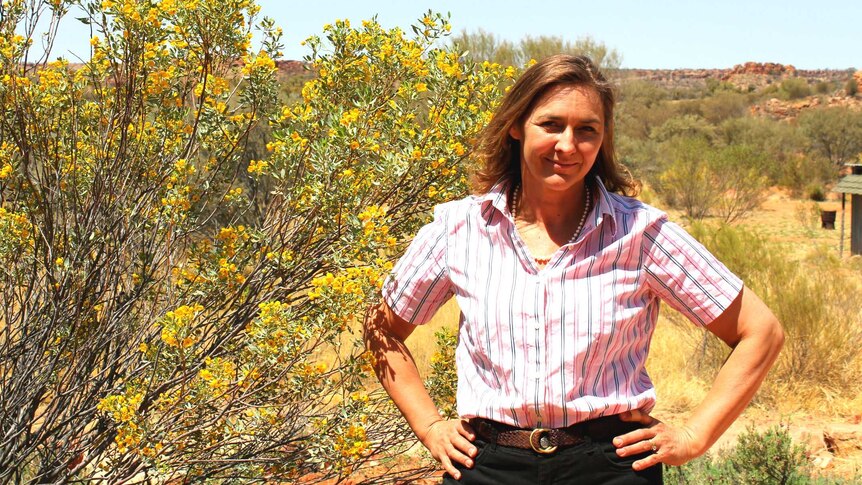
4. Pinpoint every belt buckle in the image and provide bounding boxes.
[529,428,558,454]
